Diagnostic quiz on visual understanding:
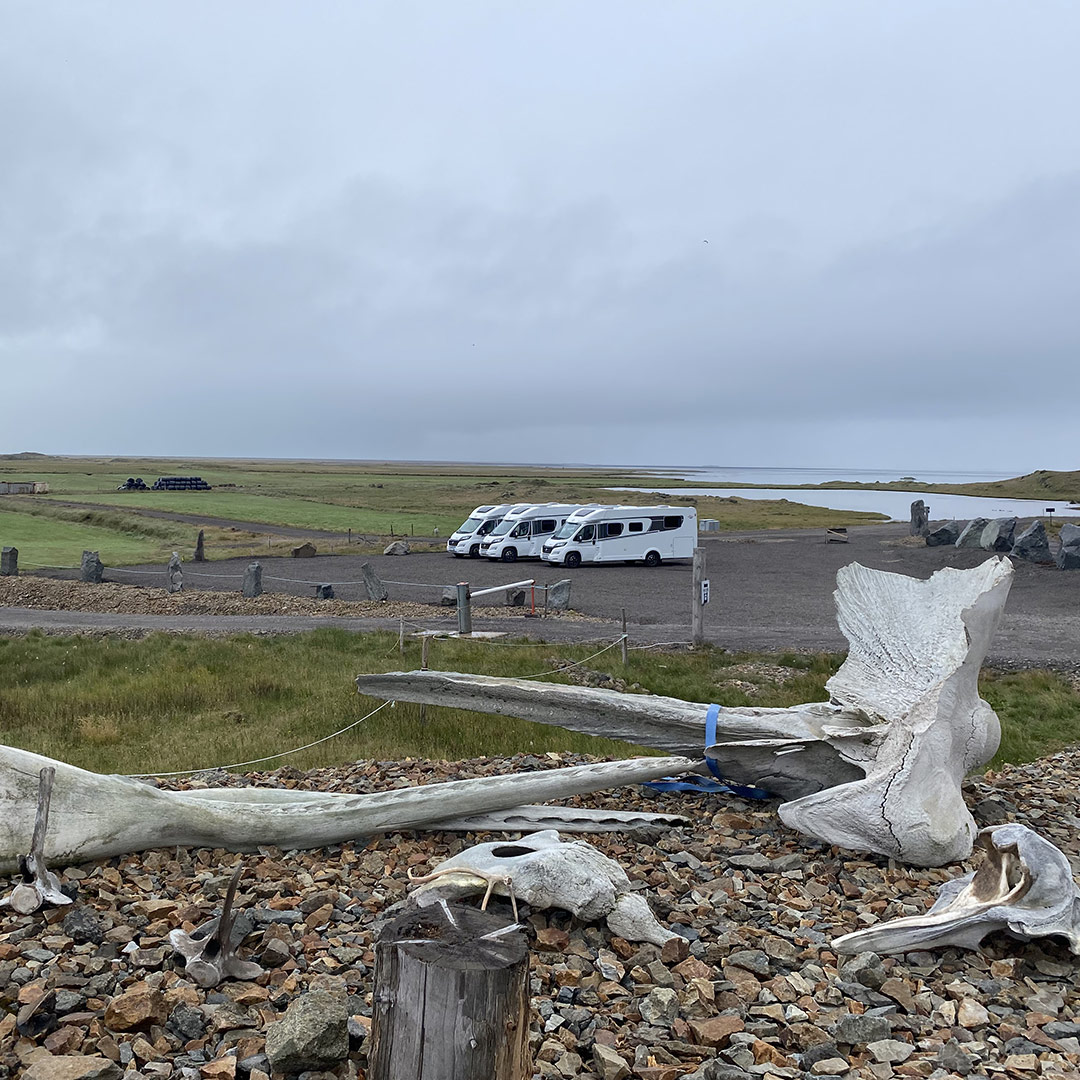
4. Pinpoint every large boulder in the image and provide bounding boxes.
[1010,521,1053,564]
[291,542,317,558]
[265,977,349,1073]
[383,540,410,556]
[909,500,929,538]
[1057,523,1080,570]
[925,521,962,547]
[955,518,989,548]
[80,550,104,583]
[547,579,572,610]
[242,562,262,598]
[980,517,1017,552]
